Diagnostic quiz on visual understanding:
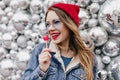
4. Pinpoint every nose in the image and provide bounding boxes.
[47,24,56,31]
